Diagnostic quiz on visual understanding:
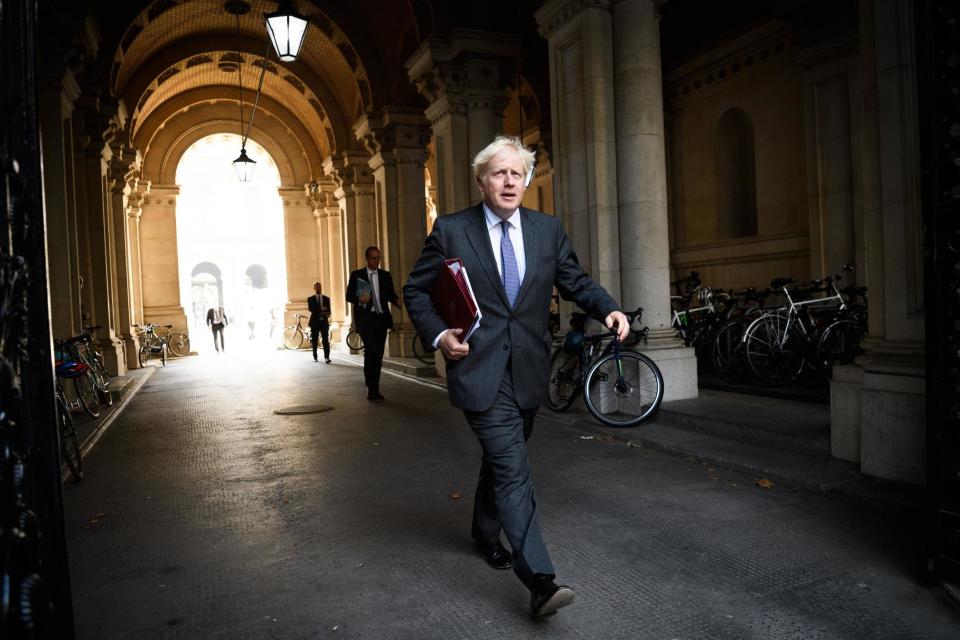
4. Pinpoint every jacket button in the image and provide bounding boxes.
[502,344,509,351]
